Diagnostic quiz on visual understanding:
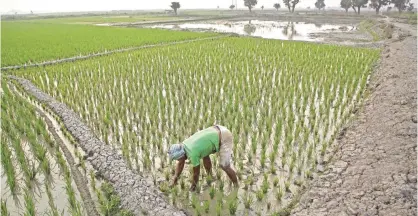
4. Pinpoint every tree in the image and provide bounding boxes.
[230,4,236,9]
[283,0,292,11]
[369,0,390,14]
[244,0,258,12]
[315,0,326,10]
[391,0,410,13]
[261,5,265,10]
[352,0,368,14]
[274,3,281,10]
[283,0,300,12]
[341,0,352,12]
[170,2,181,15]
[407,2,414,11]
